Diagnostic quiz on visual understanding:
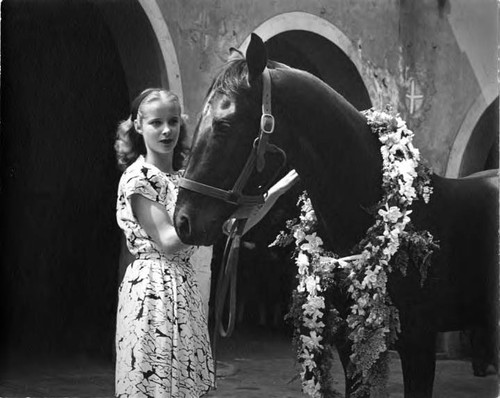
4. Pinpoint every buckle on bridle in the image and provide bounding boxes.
[260,113,275,134]
[226,190,241,205]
